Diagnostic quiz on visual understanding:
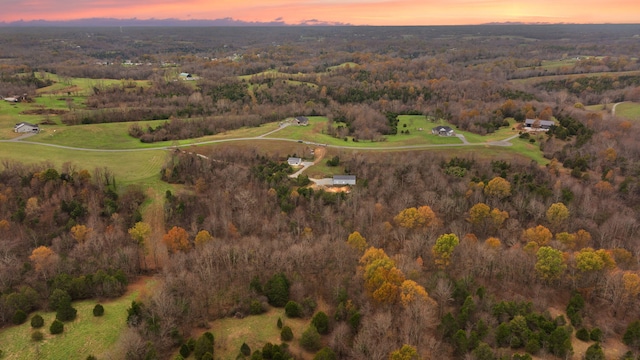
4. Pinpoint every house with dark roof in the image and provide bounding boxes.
[524,119,555,130]
[333,175,356,186]
[295,116,309,126]
[14,122,40,133]
[431,125,454,136]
